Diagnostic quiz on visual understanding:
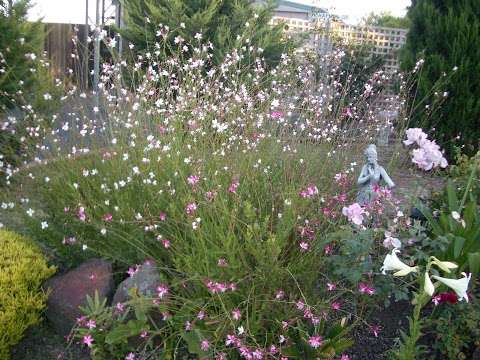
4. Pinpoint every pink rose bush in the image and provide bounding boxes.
[403,128,448,170]
[342,203,365,225]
